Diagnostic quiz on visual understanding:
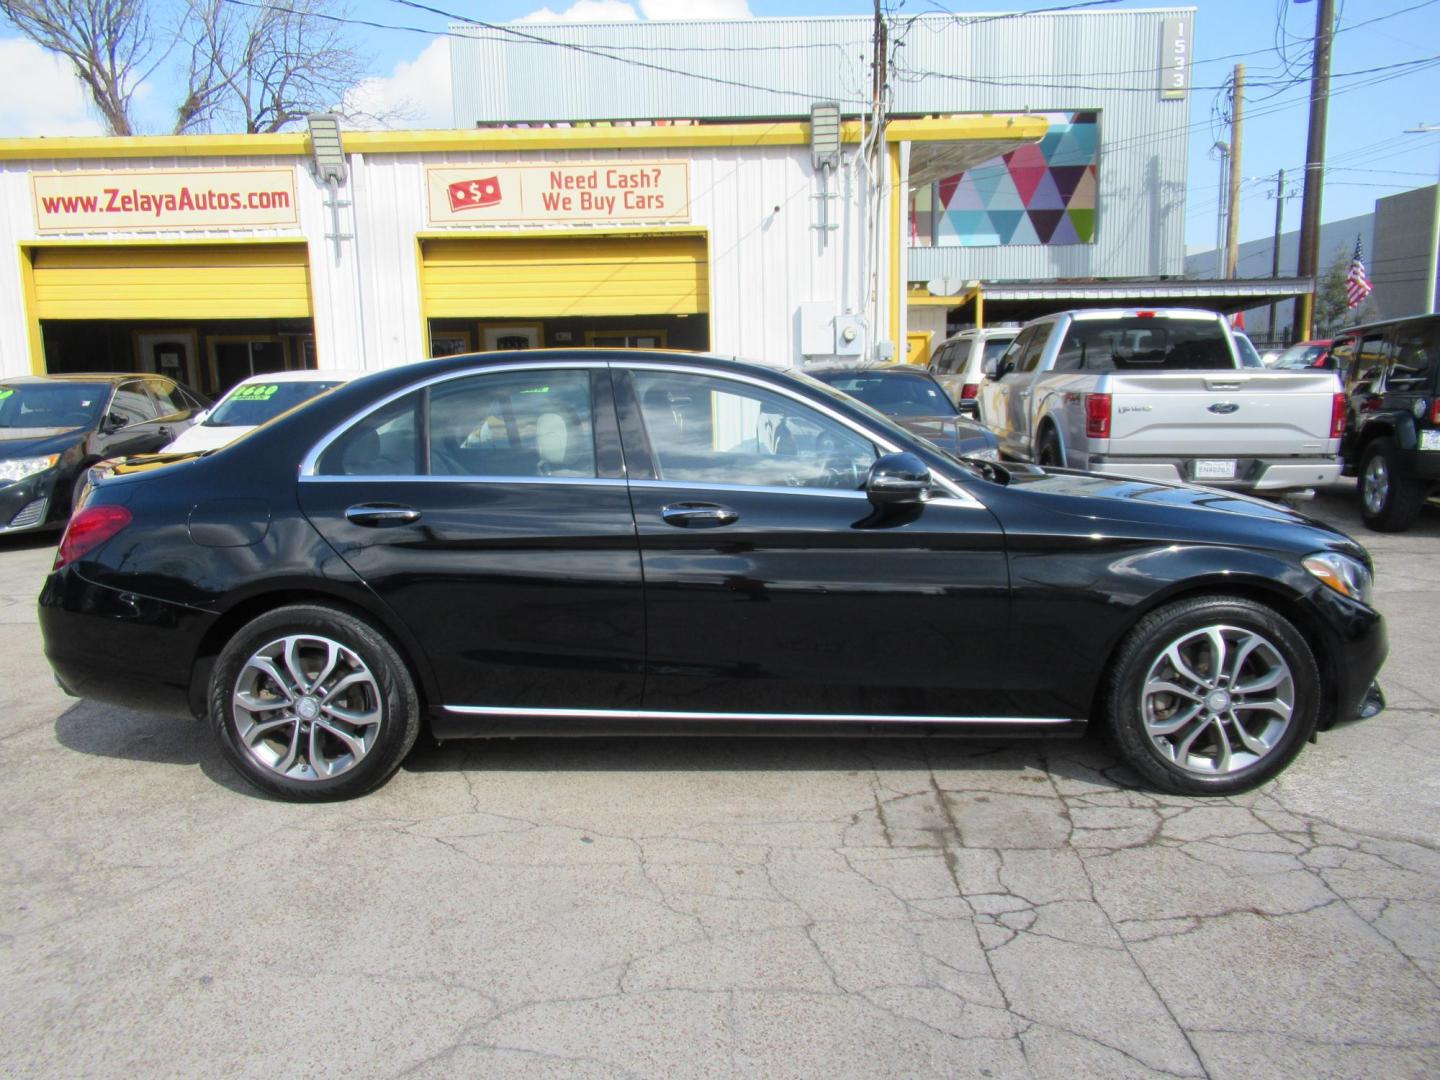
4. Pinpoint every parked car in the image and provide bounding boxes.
[0,374,207,535]
[1332,314,1440,531]
[1232,331,1266,368]
[164,369,364,453]
[1270,340,1334,370]
[928,327,1019,414]
[975,309,1345,492]
[41,350,1386,802]
[808,365,1000,460]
